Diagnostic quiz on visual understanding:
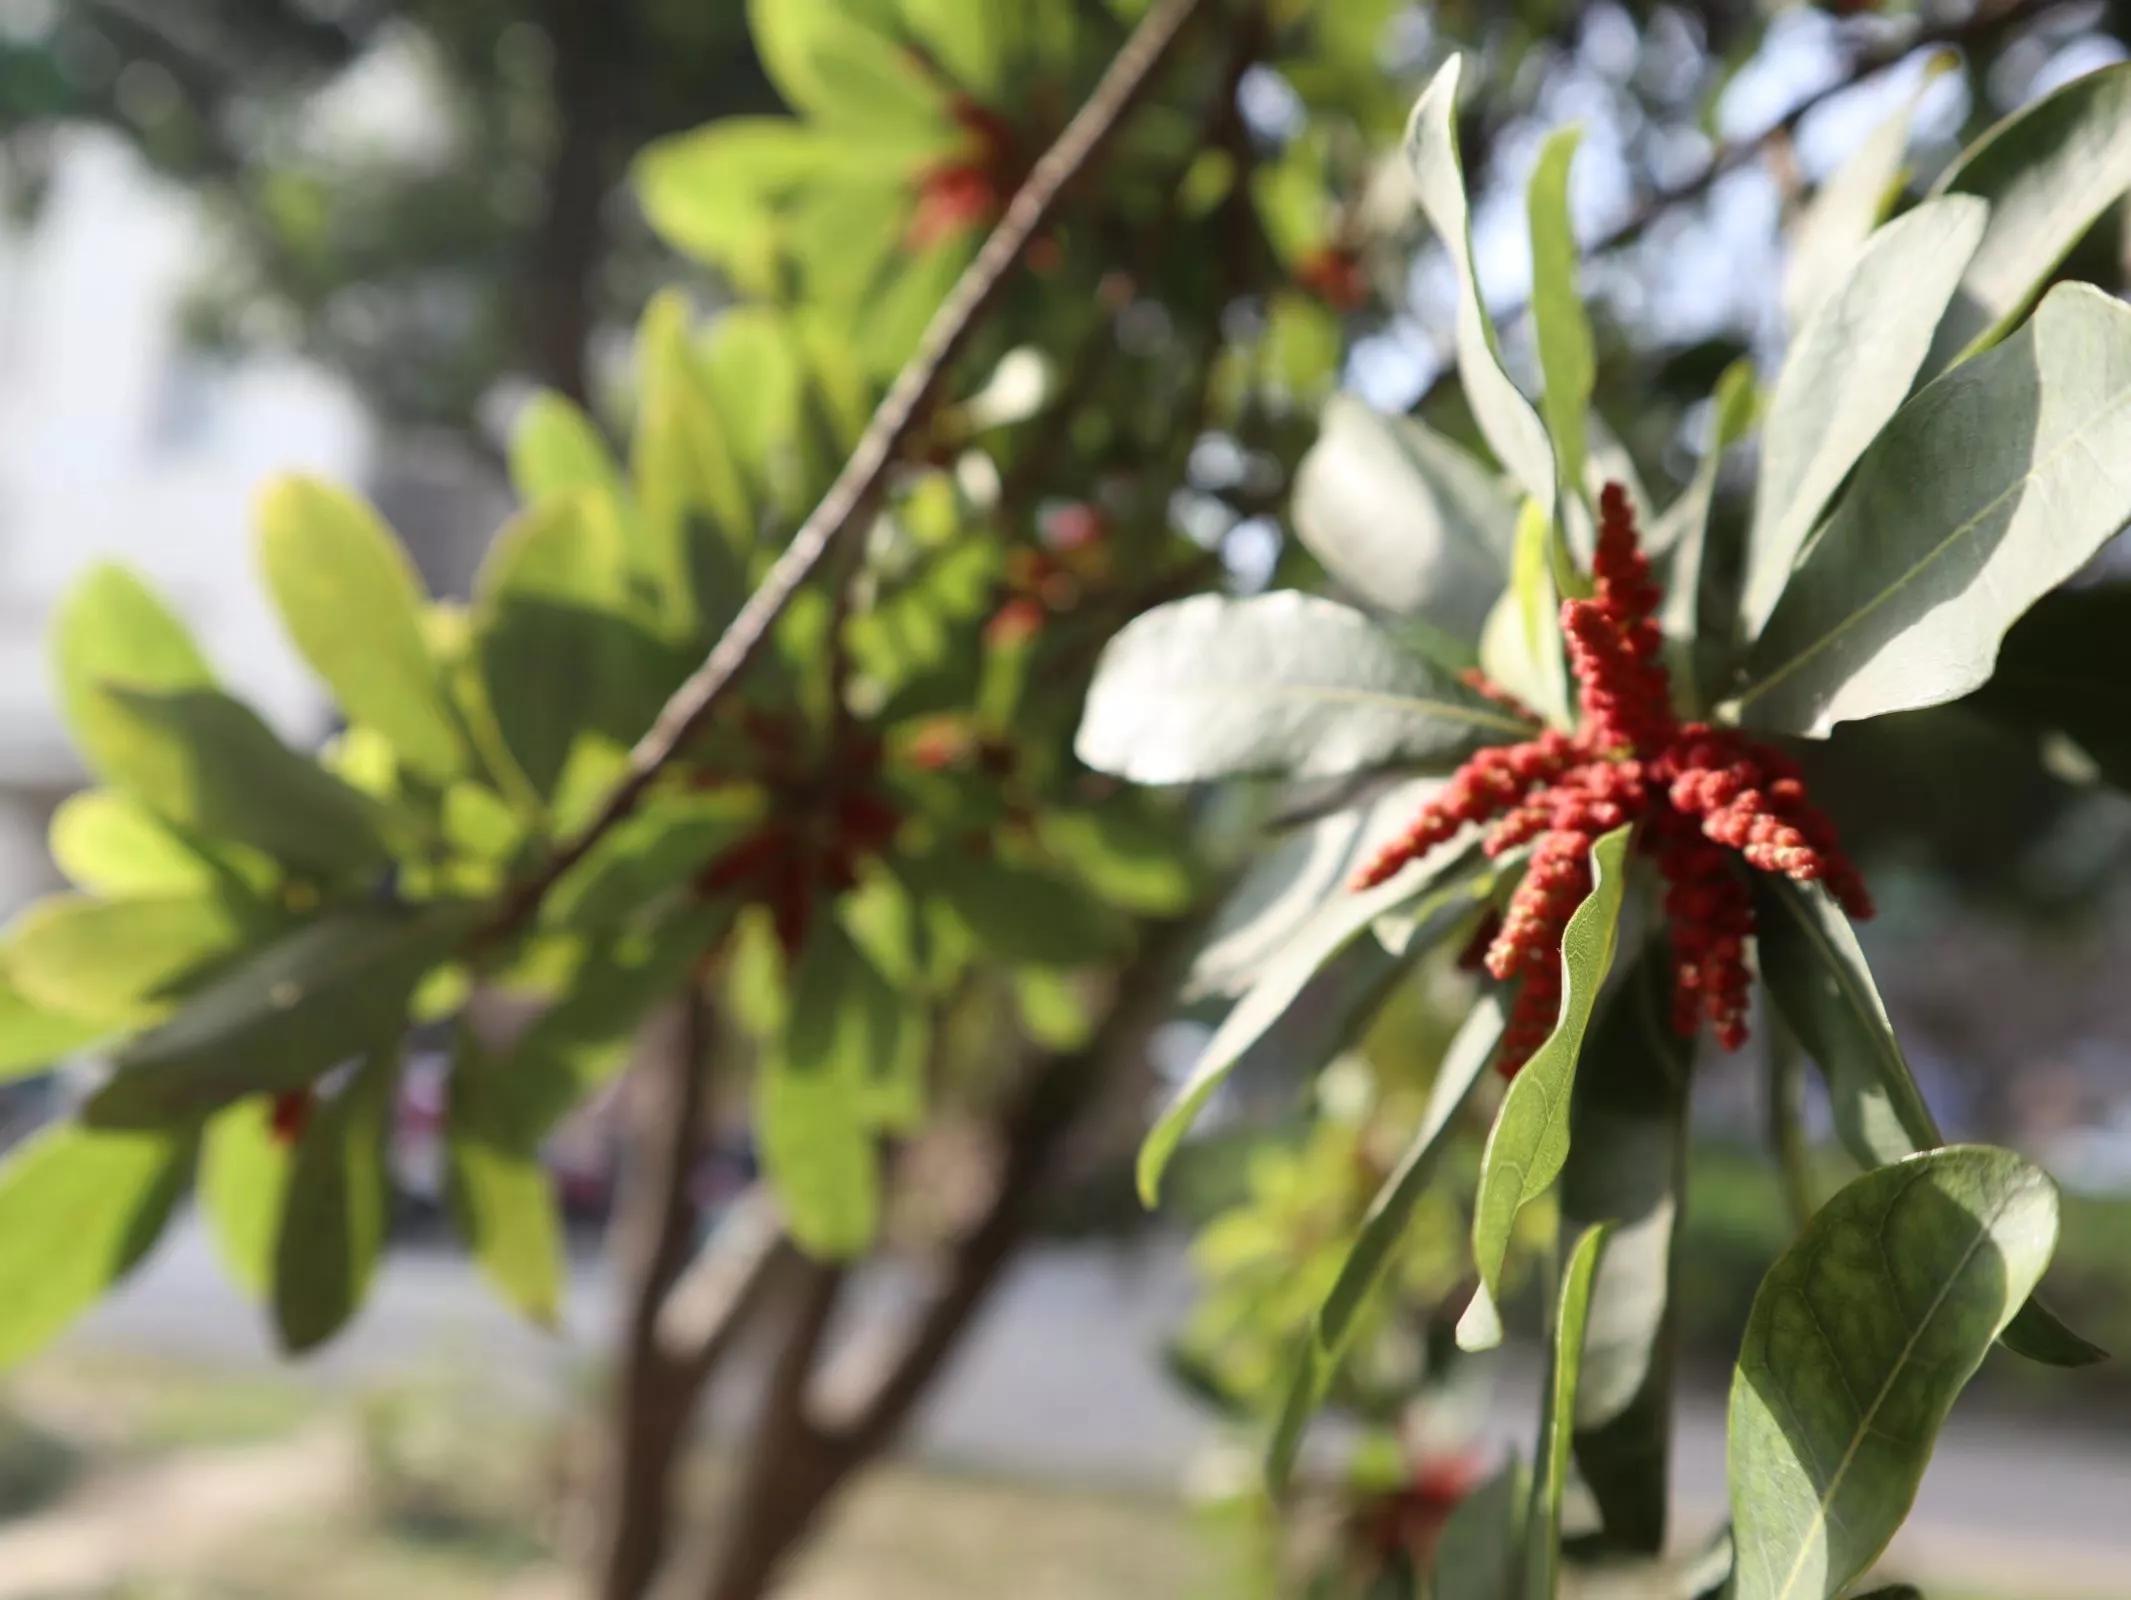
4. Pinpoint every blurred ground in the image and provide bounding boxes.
[0,1220,2115,1599]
